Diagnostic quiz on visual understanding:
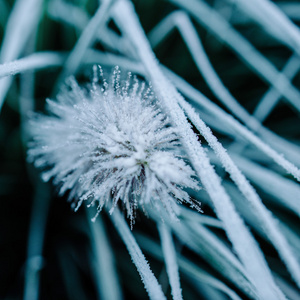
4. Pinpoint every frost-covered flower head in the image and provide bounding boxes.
[28,66,200,225]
